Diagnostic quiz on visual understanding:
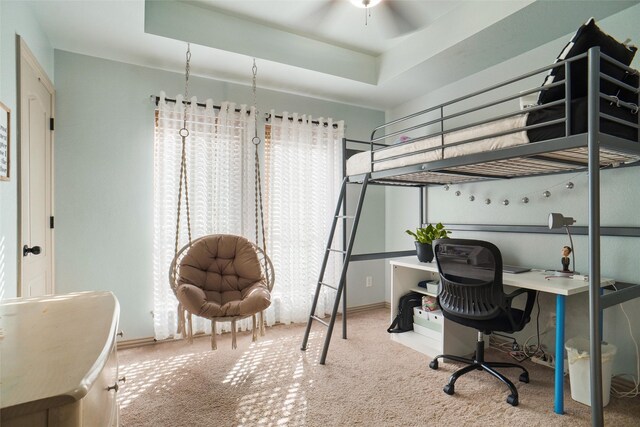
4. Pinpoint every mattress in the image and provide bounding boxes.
[347,97,637,176]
